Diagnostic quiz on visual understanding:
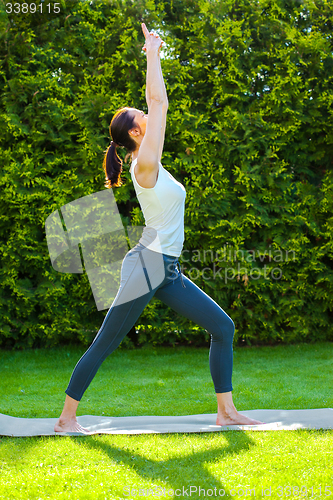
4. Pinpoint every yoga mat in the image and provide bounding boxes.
[0,409,332,436]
